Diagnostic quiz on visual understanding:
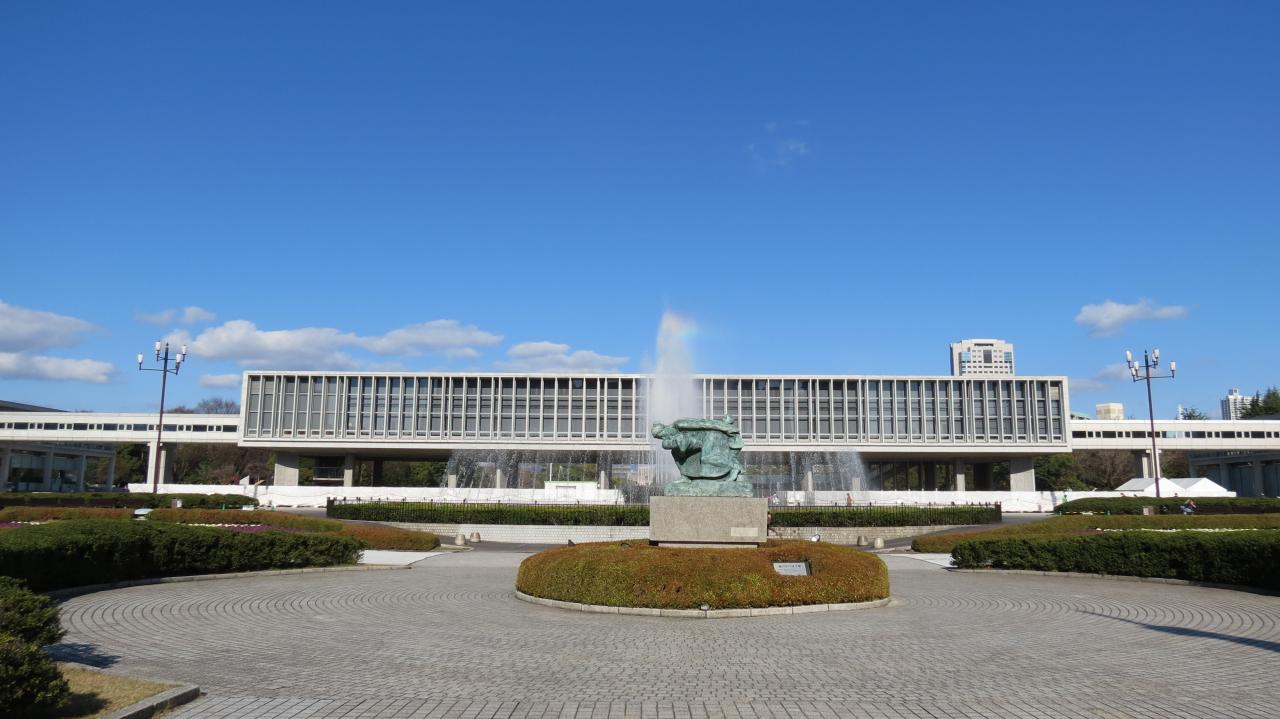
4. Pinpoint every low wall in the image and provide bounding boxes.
[128,484,623,508]
[381,522,960,545]
[793,490,1122,513]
